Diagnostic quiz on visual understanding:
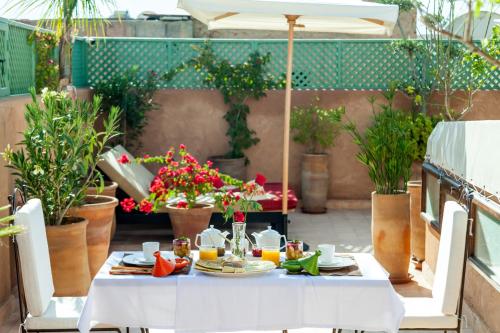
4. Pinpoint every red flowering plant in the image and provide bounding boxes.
[213,173,267,223]
[119,144,243,213]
